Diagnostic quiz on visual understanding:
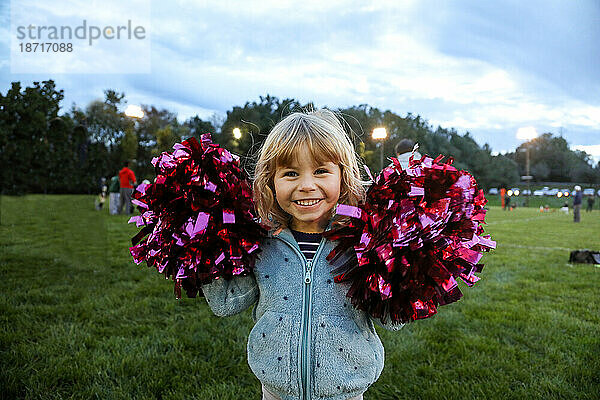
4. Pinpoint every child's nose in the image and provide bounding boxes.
[298,176,317,191]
